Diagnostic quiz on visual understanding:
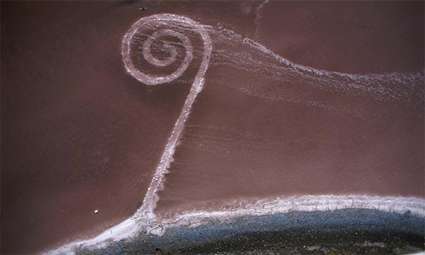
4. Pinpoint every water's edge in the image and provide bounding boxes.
[77,208,424,254]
